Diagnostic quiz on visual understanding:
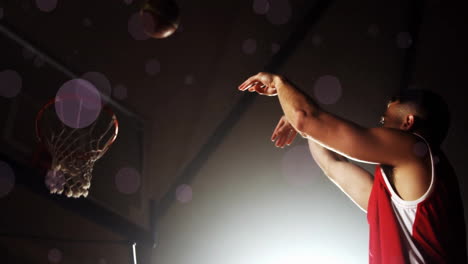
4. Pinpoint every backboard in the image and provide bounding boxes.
[0,24,149,230]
